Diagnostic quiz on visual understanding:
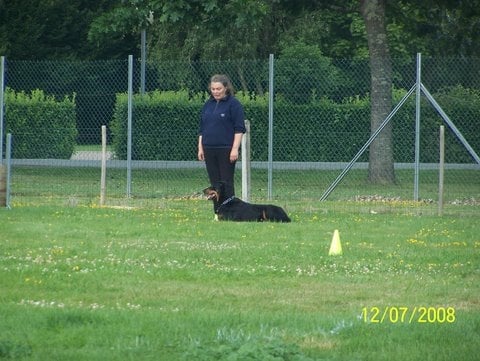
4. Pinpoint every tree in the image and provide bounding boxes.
[0,0,137,60]
[387,0,480,57]
[275,43,341,104]
[360,0,395,184]
[148,0,272,61]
